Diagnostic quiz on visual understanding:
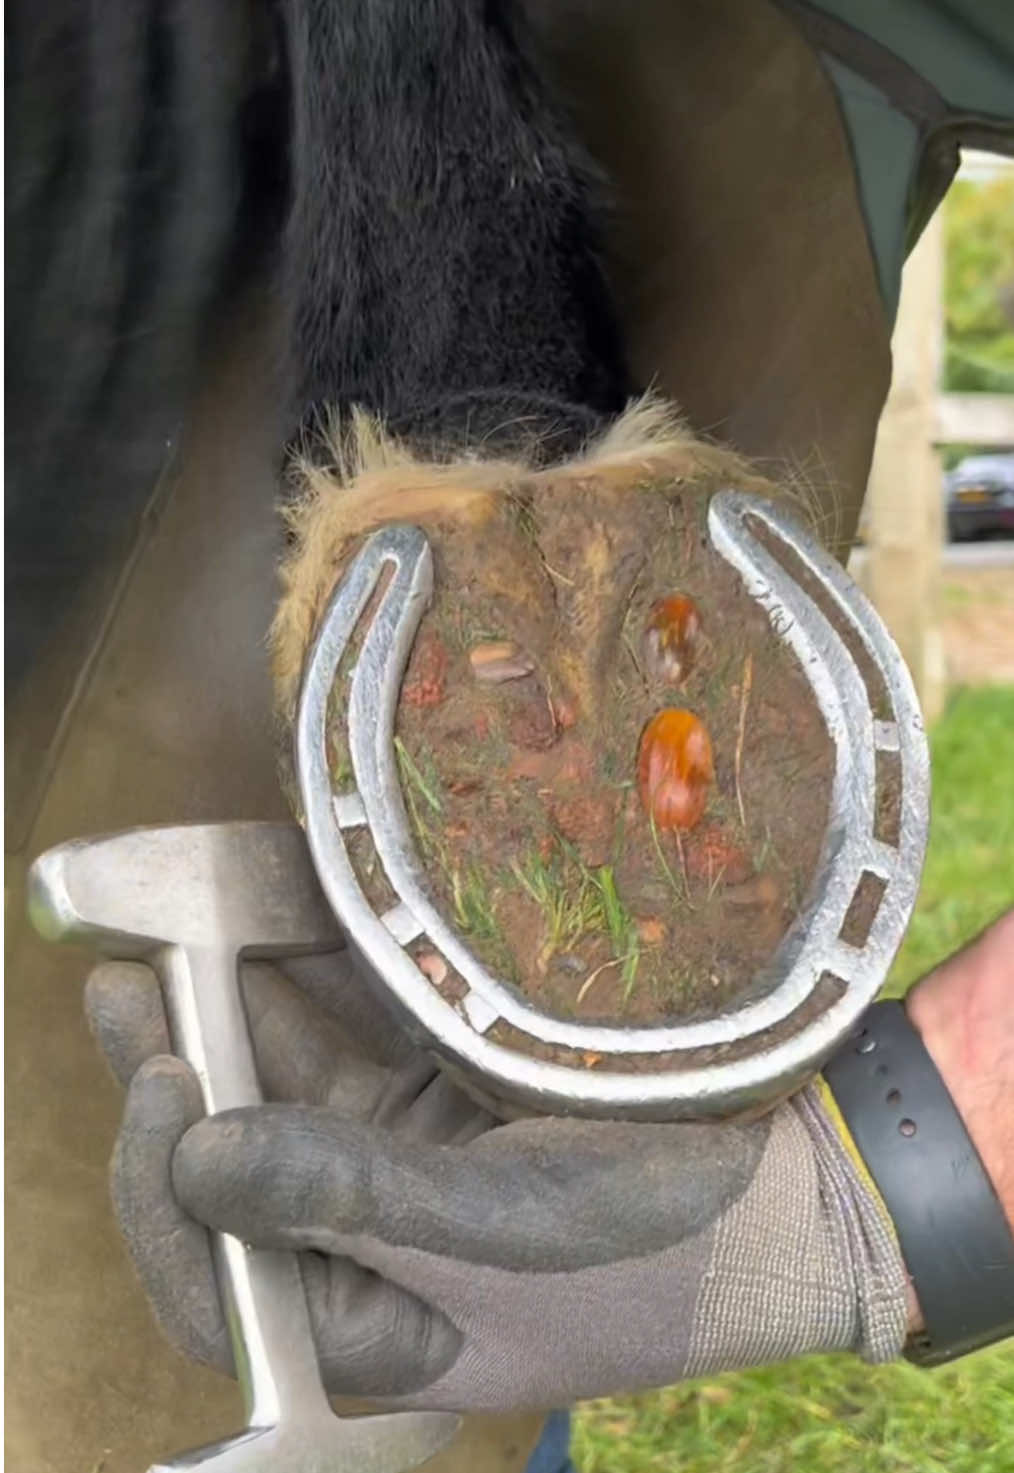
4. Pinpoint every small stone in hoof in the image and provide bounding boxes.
[402,633,448,708]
